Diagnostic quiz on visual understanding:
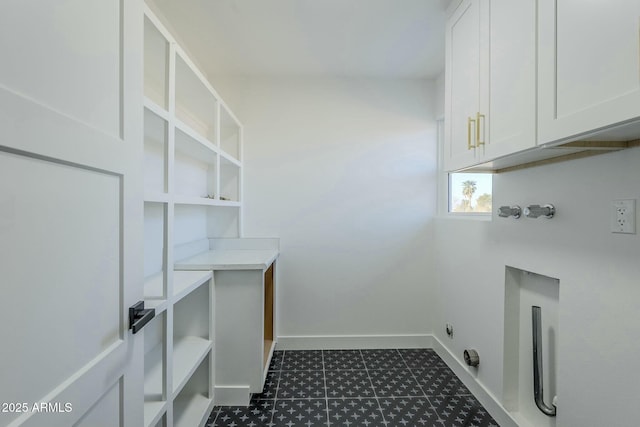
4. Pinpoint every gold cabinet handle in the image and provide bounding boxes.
[467,117,476,150]
[476,112,485,146]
